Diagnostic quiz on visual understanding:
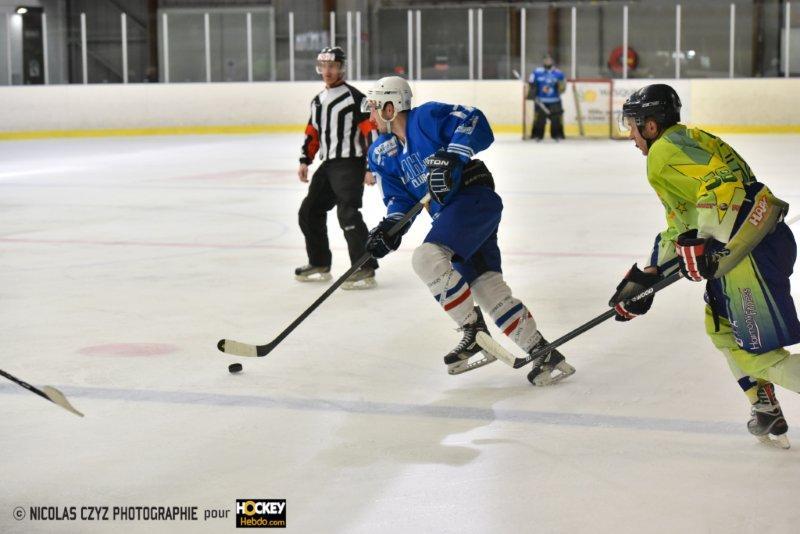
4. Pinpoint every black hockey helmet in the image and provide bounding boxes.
[621,84,681,131]
[317,46,346,65]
